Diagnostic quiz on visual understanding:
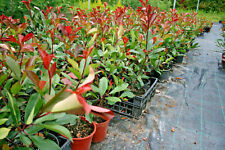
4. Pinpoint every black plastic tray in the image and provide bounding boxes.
[108,77,158,119]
